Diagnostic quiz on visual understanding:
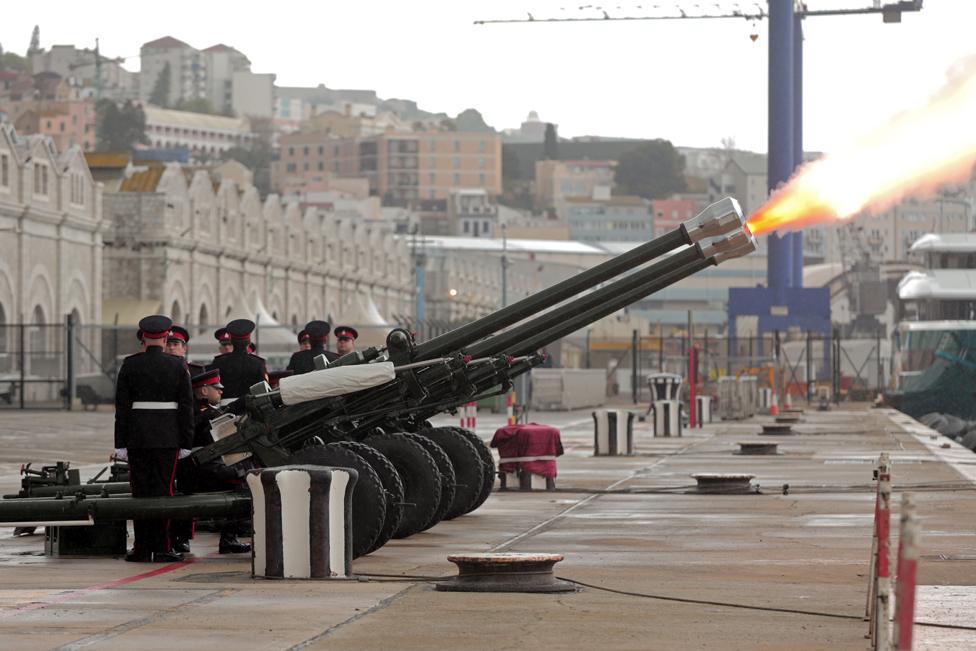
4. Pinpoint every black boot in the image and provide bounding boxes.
[173,539,191,554]
[218,533,251,554]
